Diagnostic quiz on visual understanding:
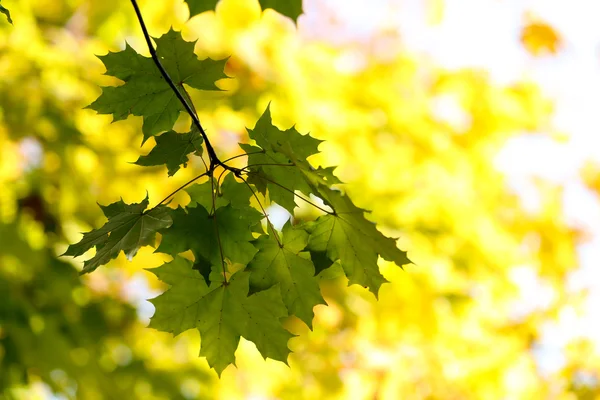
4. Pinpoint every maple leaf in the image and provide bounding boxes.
[186,174,253,211]
[185,0,218,18]
[186,179,229,211]
[185,0,303,23]
[259,0,303,22]
[308,250,334,275]
[241,105,337,213]
[186,178,228,211]
[135,125,203,176]
[147,256,210,336]
[241,143,310,213]
[248,105,322,158]
[63,196,172,274]
[0,1,12,24]
[238,107,408,297]
[88,29,228,142]
[156,203,262,269]
[148,257,294,375]
[304,186,410,296]
[247,222,326,328]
